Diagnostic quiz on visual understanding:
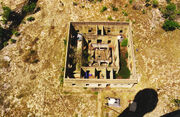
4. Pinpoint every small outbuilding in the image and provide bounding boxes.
[106,97,120,107]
